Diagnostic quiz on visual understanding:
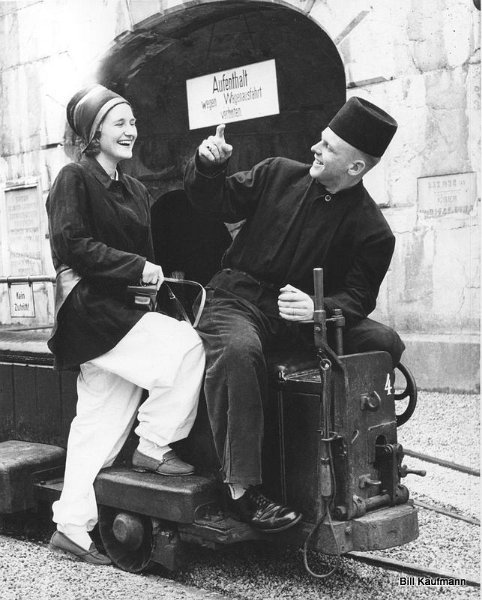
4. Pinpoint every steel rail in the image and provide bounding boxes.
[347,552,480,588]
[1,326,52,332]
[404,449,480,477]
[0,276,56,284]
[413,500,480,526]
